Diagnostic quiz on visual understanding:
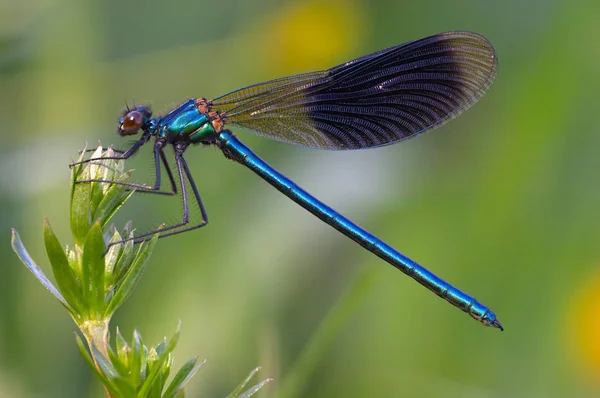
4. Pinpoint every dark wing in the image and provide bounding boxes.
[212,31,498,150]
